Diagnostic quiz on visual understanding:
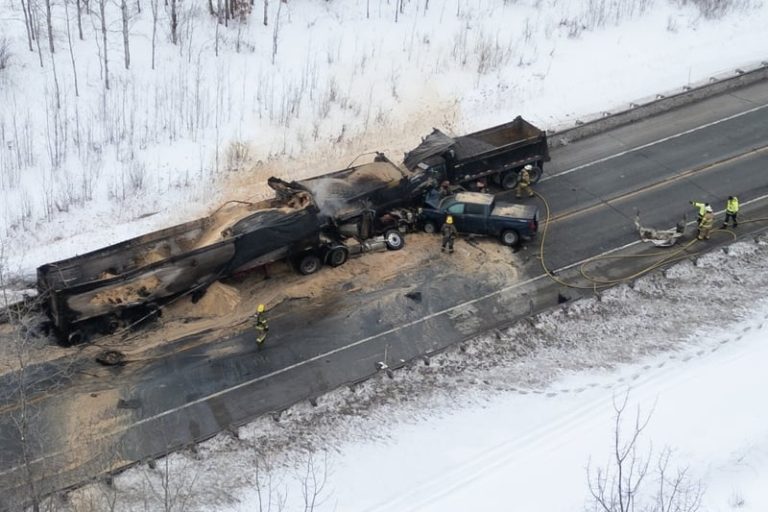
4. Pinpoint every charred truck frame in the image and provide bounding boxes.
[36,155,432,346]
